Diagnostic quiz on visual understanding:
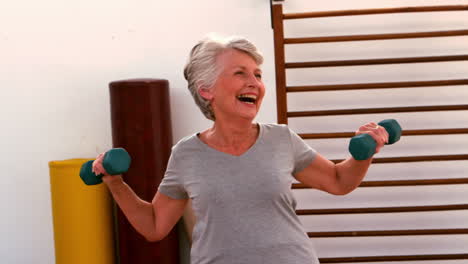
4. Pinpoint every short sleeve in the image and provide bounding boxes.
[287,127,317,174]
[158,149,189,200]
